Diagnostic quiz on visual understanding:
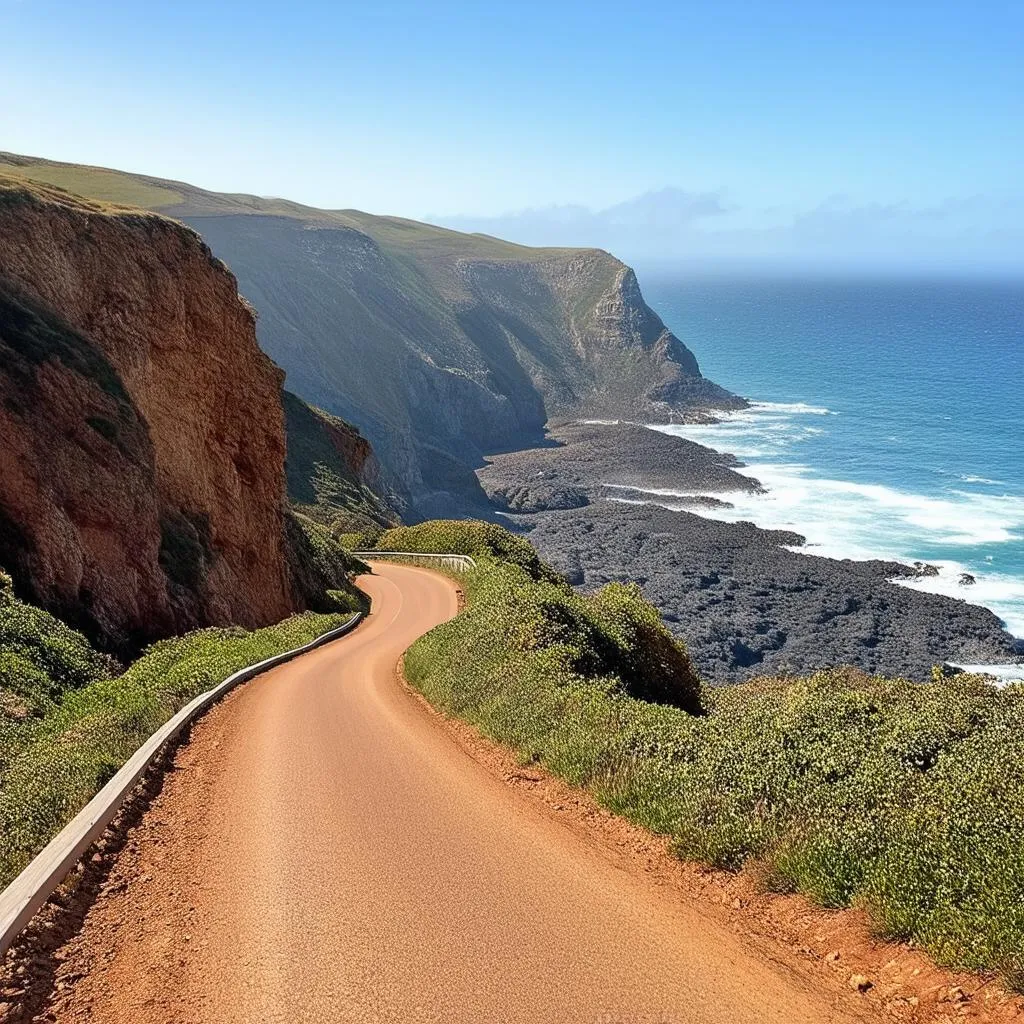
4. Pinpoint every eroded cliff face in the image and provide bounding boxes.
[283,391,400,529]
[185,214,745,516]
[0,178,295,651]
[462,254,744,422]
